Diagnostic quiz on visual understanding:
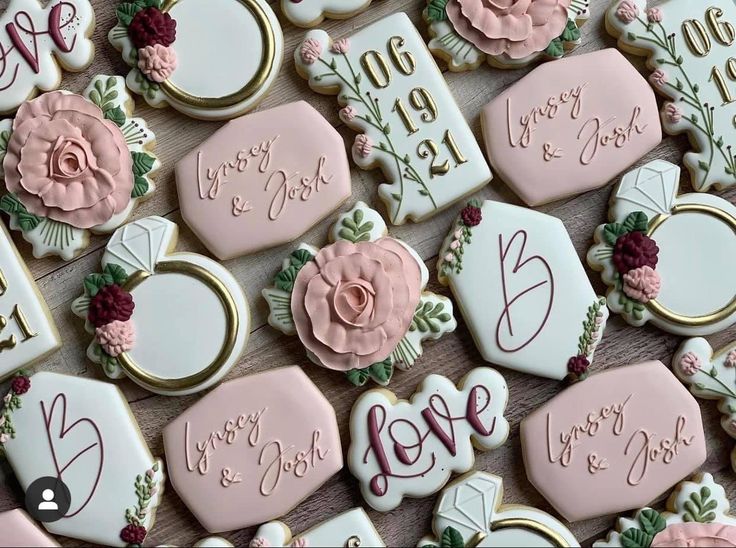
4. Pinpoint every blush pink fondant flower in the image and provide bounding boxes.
[665,103,682,124]
[622,265,661,303]
[340,105,358,121]
[446,0,572,60]
[680,351,702,377]
[138,44,178,83]
[354,134,373,158]
[300,38,323,64]
[646,7,663,23]
[651,522,736,547]
[95,319,136,357]
[616,0,639,23]
[331,38,350,54]
[650,69,667,87]
[291,239,422,371]
[3,92,133,229]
